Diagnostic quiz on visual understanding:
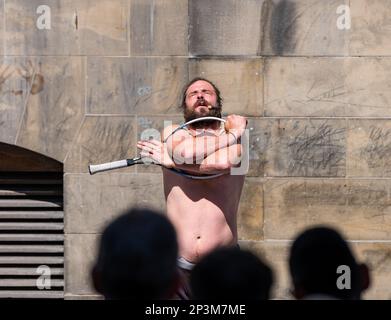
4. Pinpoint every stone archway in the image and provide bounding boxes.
[0,142,64,299]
